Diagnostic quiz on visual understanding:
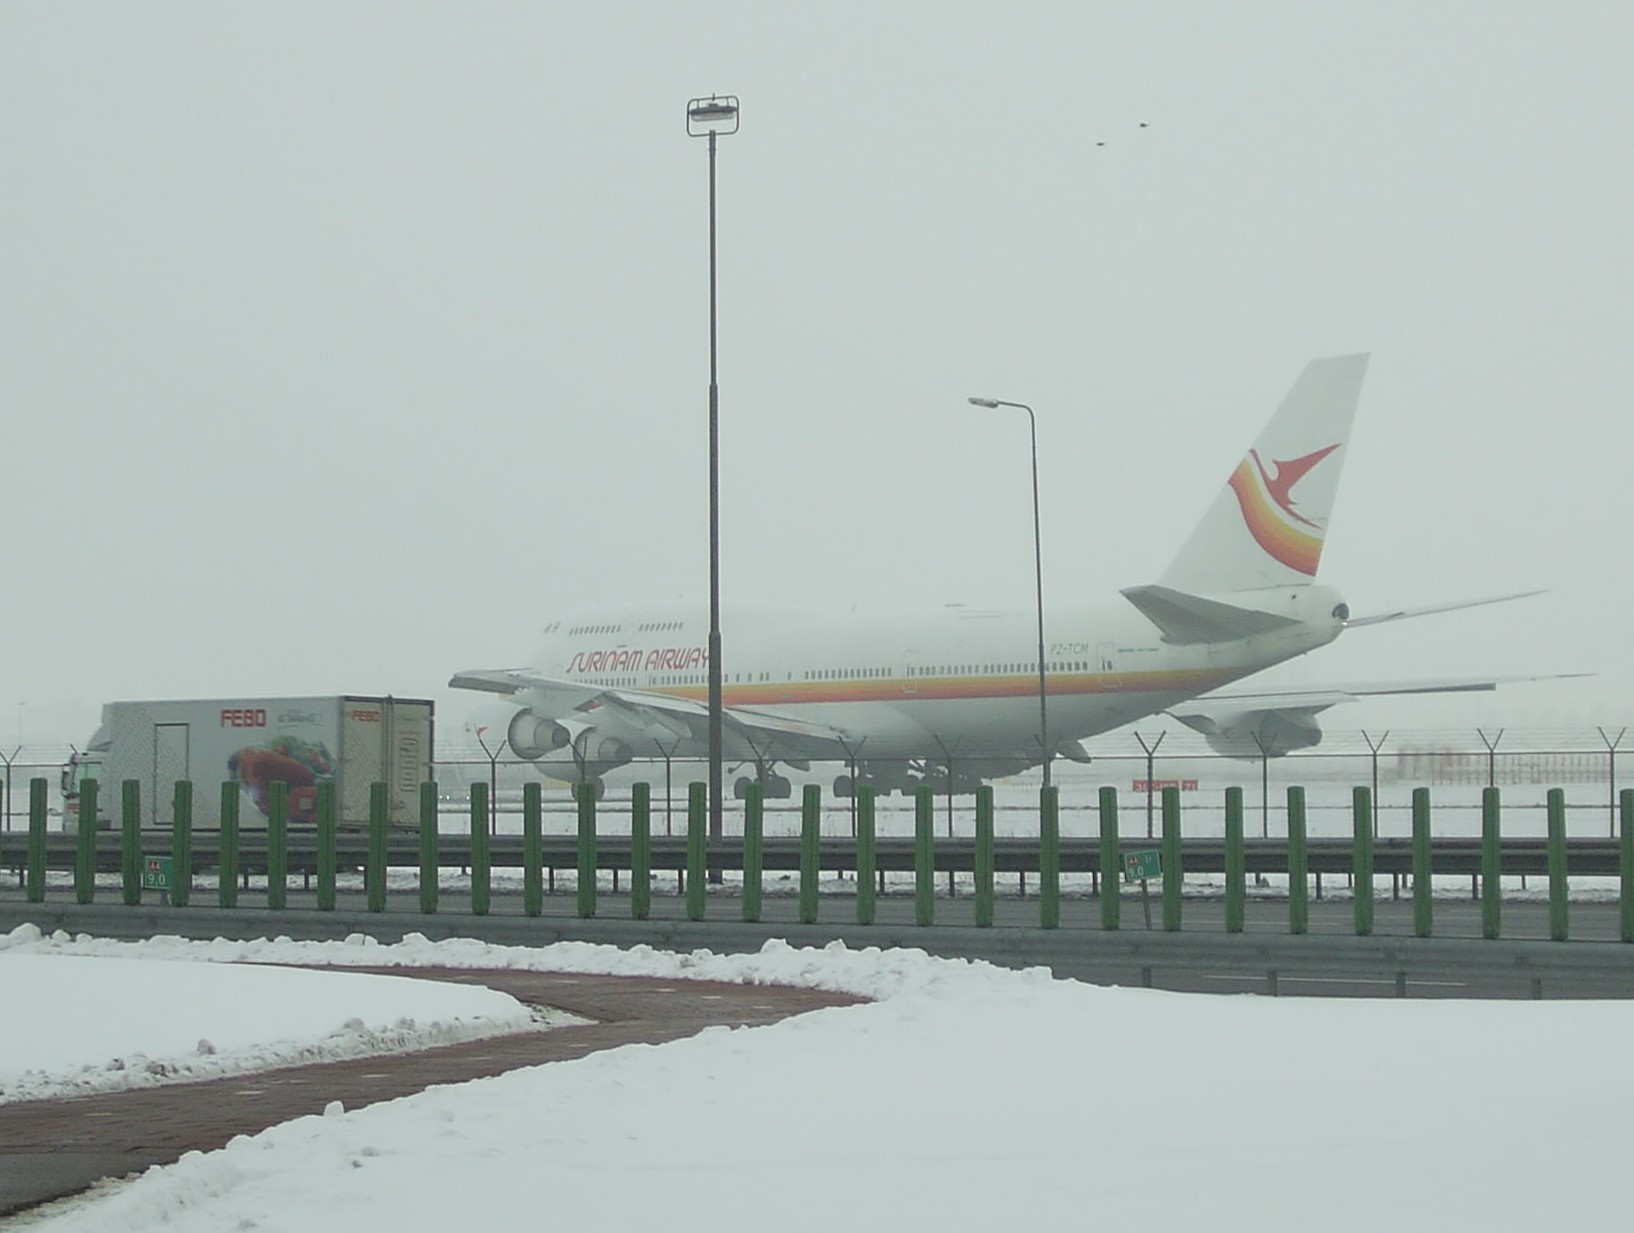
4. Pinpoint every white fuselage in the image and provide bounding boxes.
[527,589,1346,764]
